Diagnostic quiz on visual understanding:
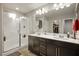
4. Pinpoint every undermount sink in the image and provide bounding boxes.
[59,35,64,38]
